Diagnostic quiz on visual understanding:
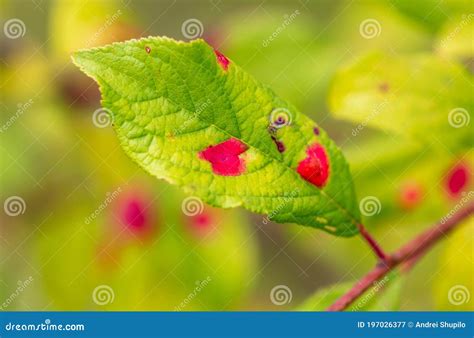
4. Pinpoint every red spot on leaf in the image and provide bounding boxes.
[199,138,248,176]
[313,127,320,135]
[445,163,470,197]
[399,181,423,209]
[145,46,151,54]
[214,49,230,71]
[297,143,330,188]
